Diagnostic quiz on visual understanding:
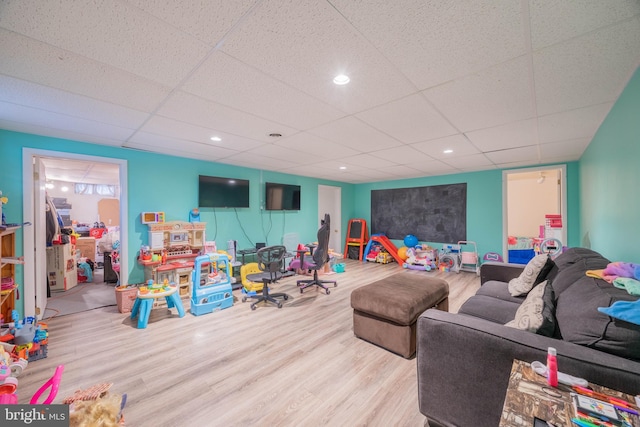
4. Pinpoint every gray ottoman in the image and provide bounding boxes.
[351,273,449,358]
